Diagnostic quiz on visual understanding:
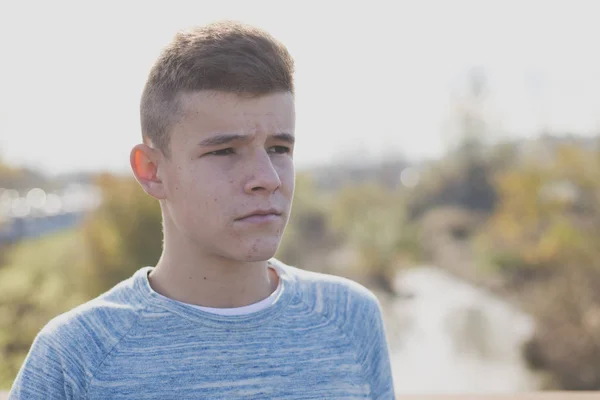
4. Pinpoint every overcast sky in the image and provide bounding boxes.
[1,0,599,175]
